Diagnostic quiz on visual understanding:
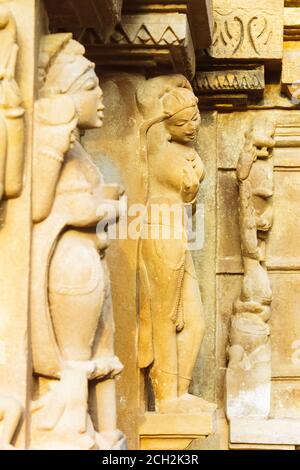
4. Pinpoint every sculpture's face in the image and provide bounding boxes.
[165,105,200,144]
[70,69,104,130]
